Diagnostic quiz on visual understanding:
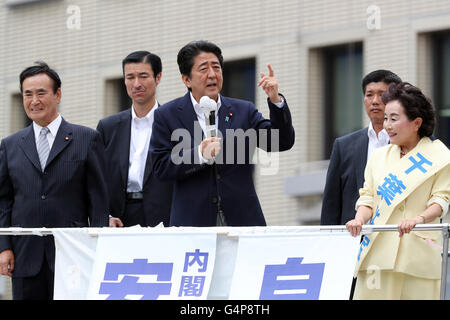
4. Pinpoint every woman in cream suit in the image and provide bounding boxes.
[346,82,450,300]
